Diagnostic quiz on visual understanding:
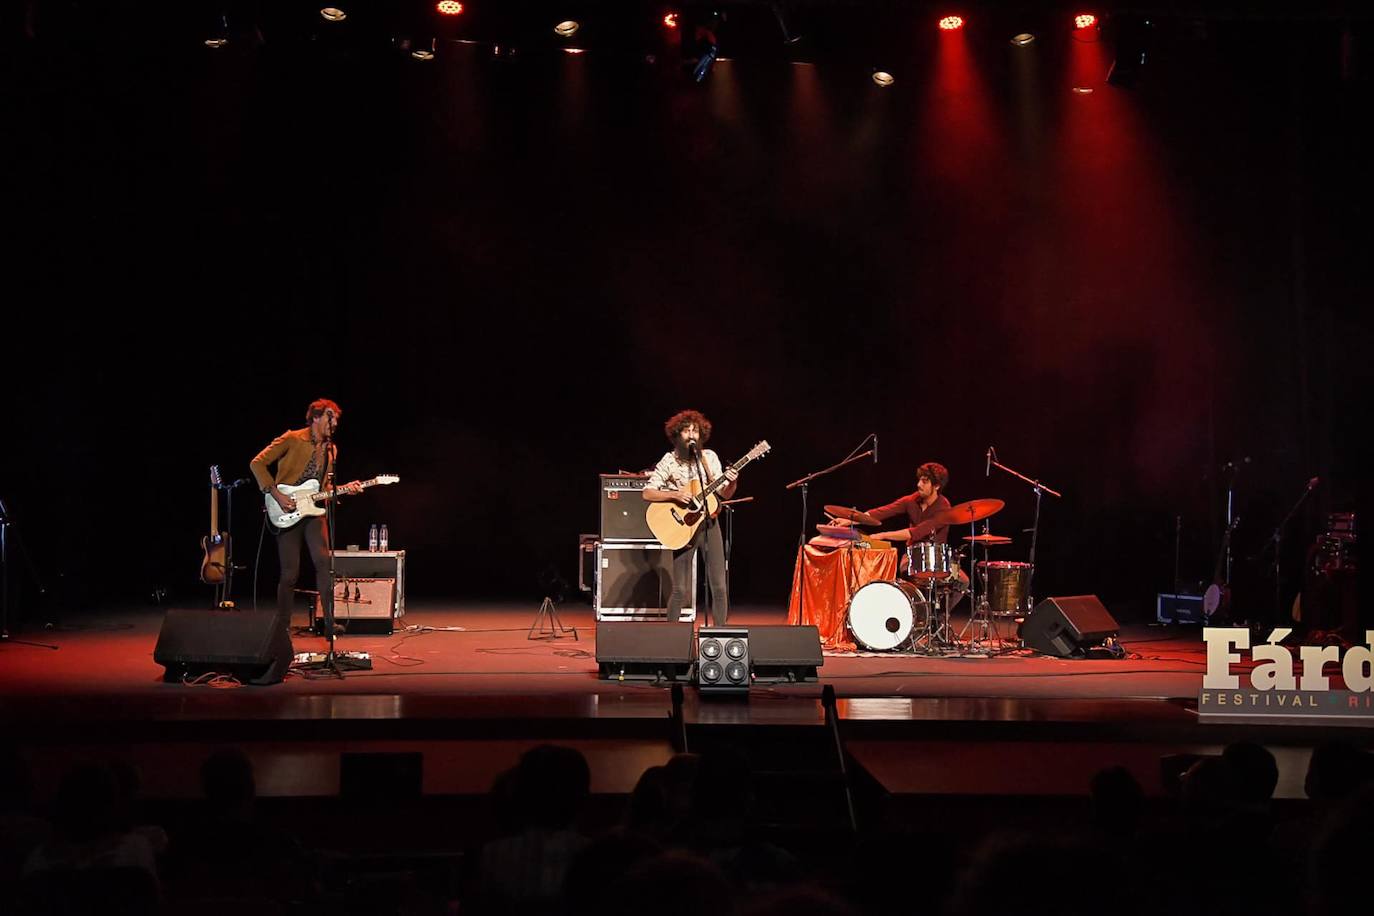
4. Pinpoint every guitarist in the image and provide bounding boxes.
[642,410,738,625]
[250,399,349,630]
